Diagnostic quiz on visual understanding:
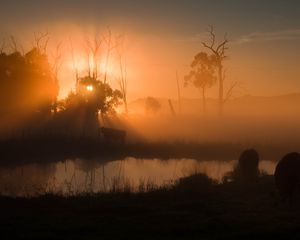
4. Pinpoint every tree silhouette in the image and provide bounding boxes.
[201,26,233,116]
[59,76,122,137]
[66,75,122,116]
[145,97,161,114]
[184,52,216,113]
[116,35,128,114]
[0,46,58,118]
